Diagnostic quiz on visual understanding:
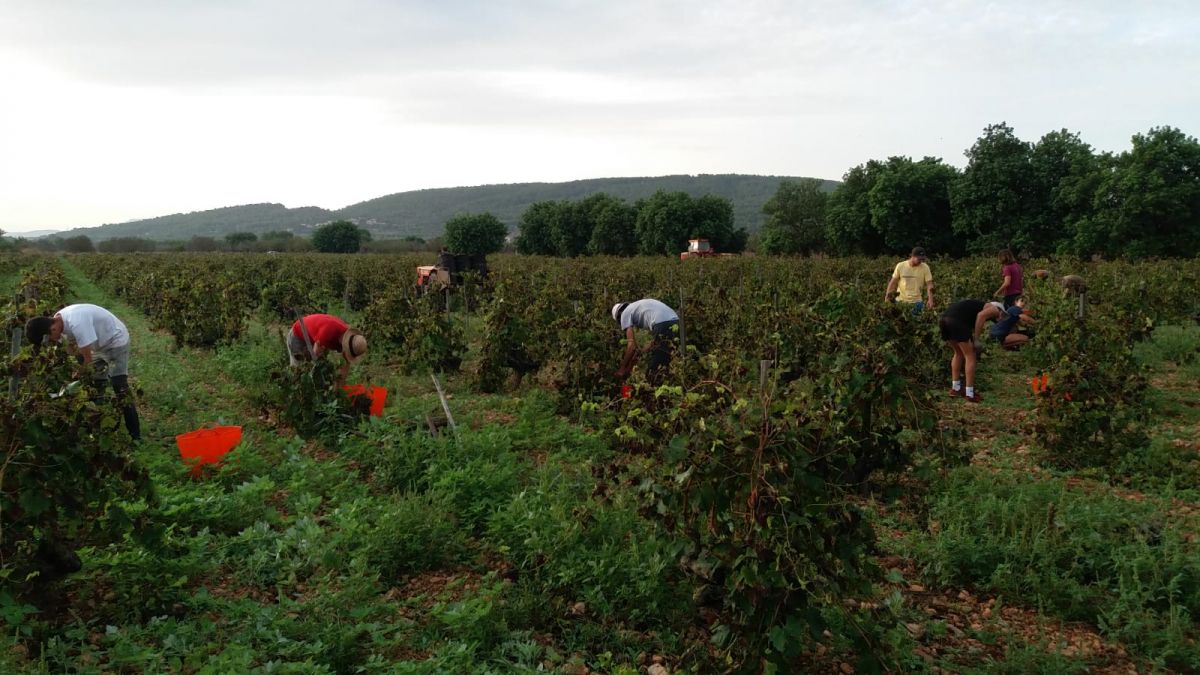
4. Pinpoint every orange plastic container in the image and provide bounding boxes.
[175,425,242,476]
[342,385,388,417]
